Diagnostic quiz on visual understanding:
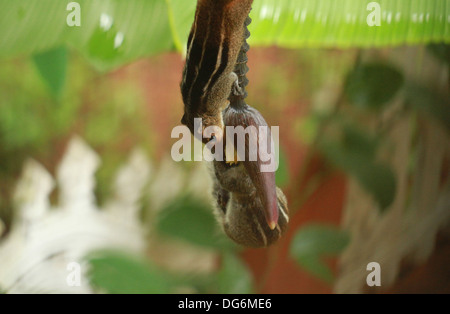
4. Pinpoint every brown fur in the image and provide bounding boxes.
[211,161,289,248]
[181,0,254,142]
